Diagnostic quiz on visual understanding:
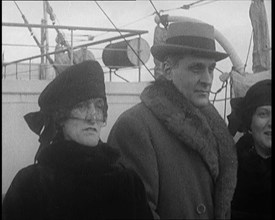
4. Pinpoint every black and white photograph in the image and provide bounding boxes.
[2,1,271,219]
